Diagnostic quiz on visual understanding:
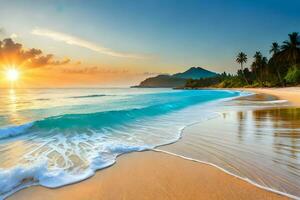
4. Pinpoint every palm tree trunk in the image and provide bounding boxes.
[255,70,258,83]
[241,63,249,85]
[260,67,263,87]
[276,68,284,87]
